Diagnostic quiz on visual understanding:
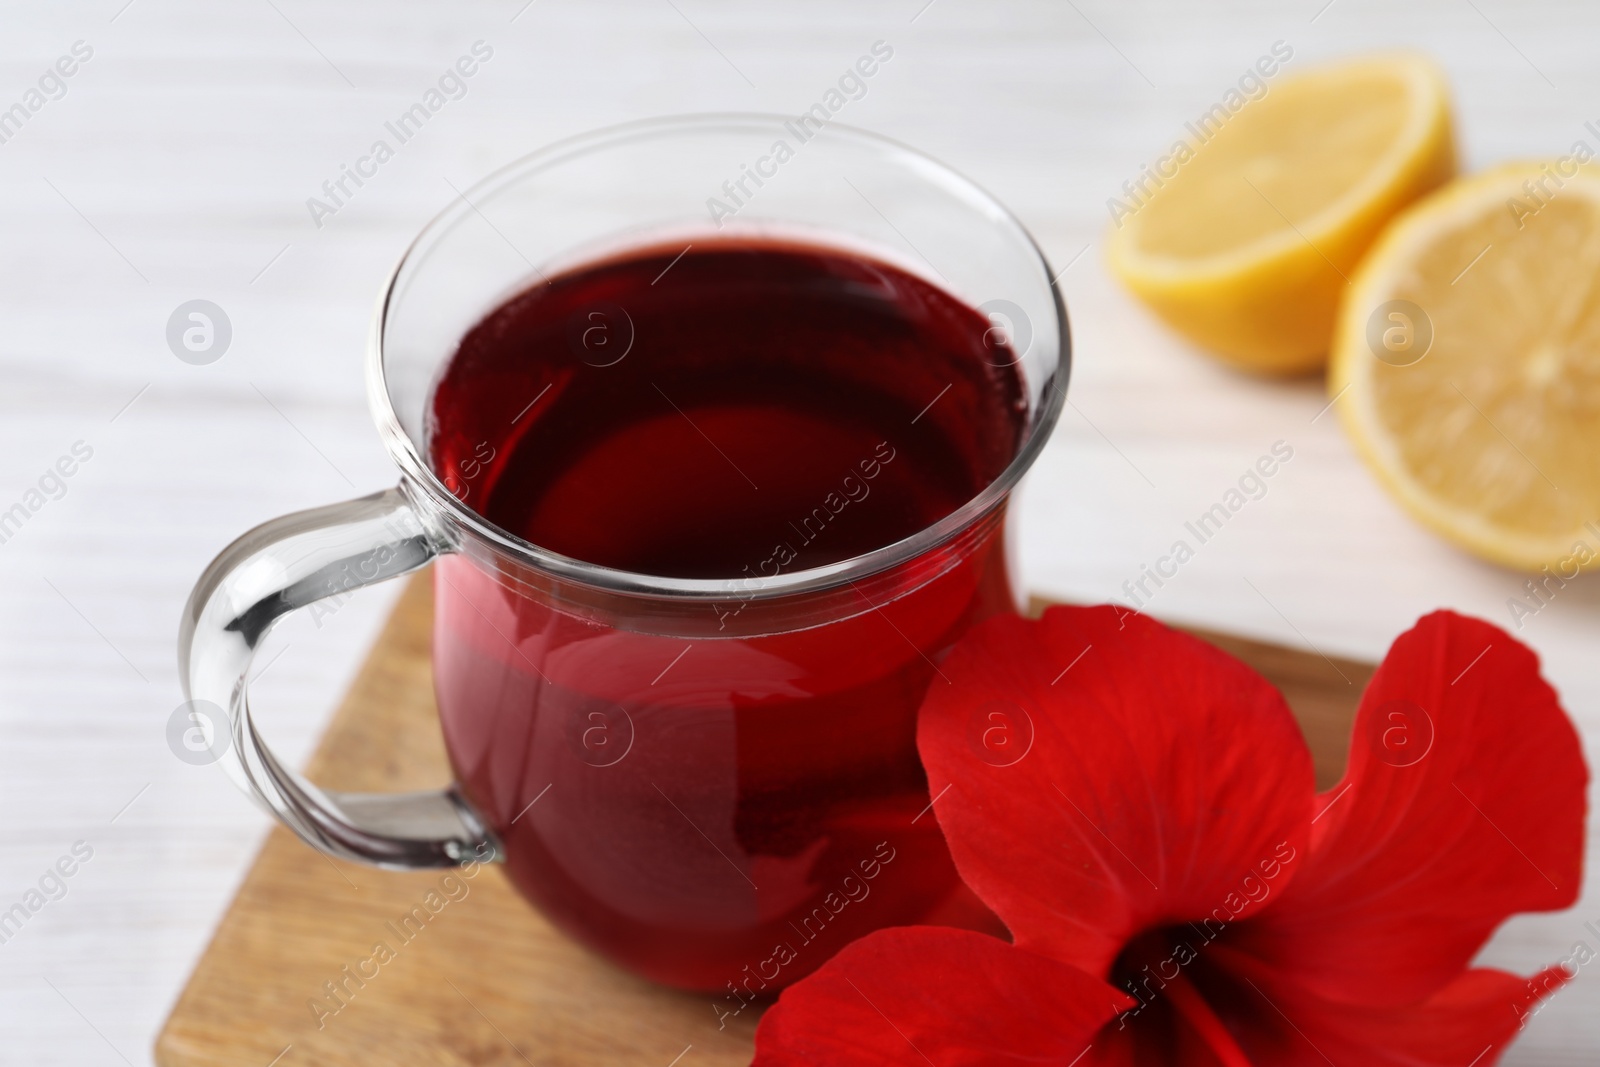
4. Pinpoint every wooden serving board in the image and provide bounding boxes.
[155,574,1373,1067]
